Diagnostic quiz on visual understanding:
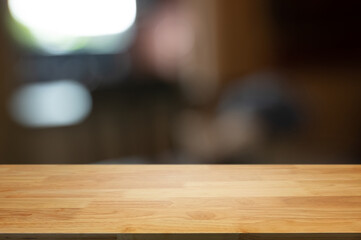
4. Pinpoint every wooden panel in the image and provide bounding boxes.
[2,233,361,240]
[216,0,276,83]
[0,165,360,236]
